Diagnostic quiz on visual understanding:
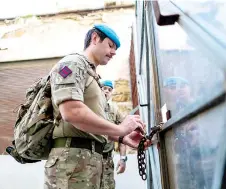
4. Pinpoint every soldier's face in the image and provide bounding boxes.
[94,37,116,65]
[177,84,191,100]
[164,83,190,100]
[102,86,113,100]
